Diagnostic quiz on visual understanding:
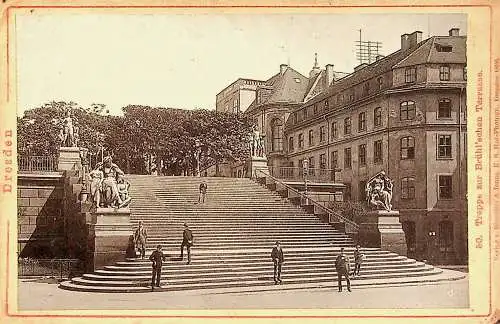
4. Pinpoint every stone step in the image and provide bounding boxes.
[58,269,465,293]
[82,265,434,284]
[100,260,422,274]
[65,268,442,290]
